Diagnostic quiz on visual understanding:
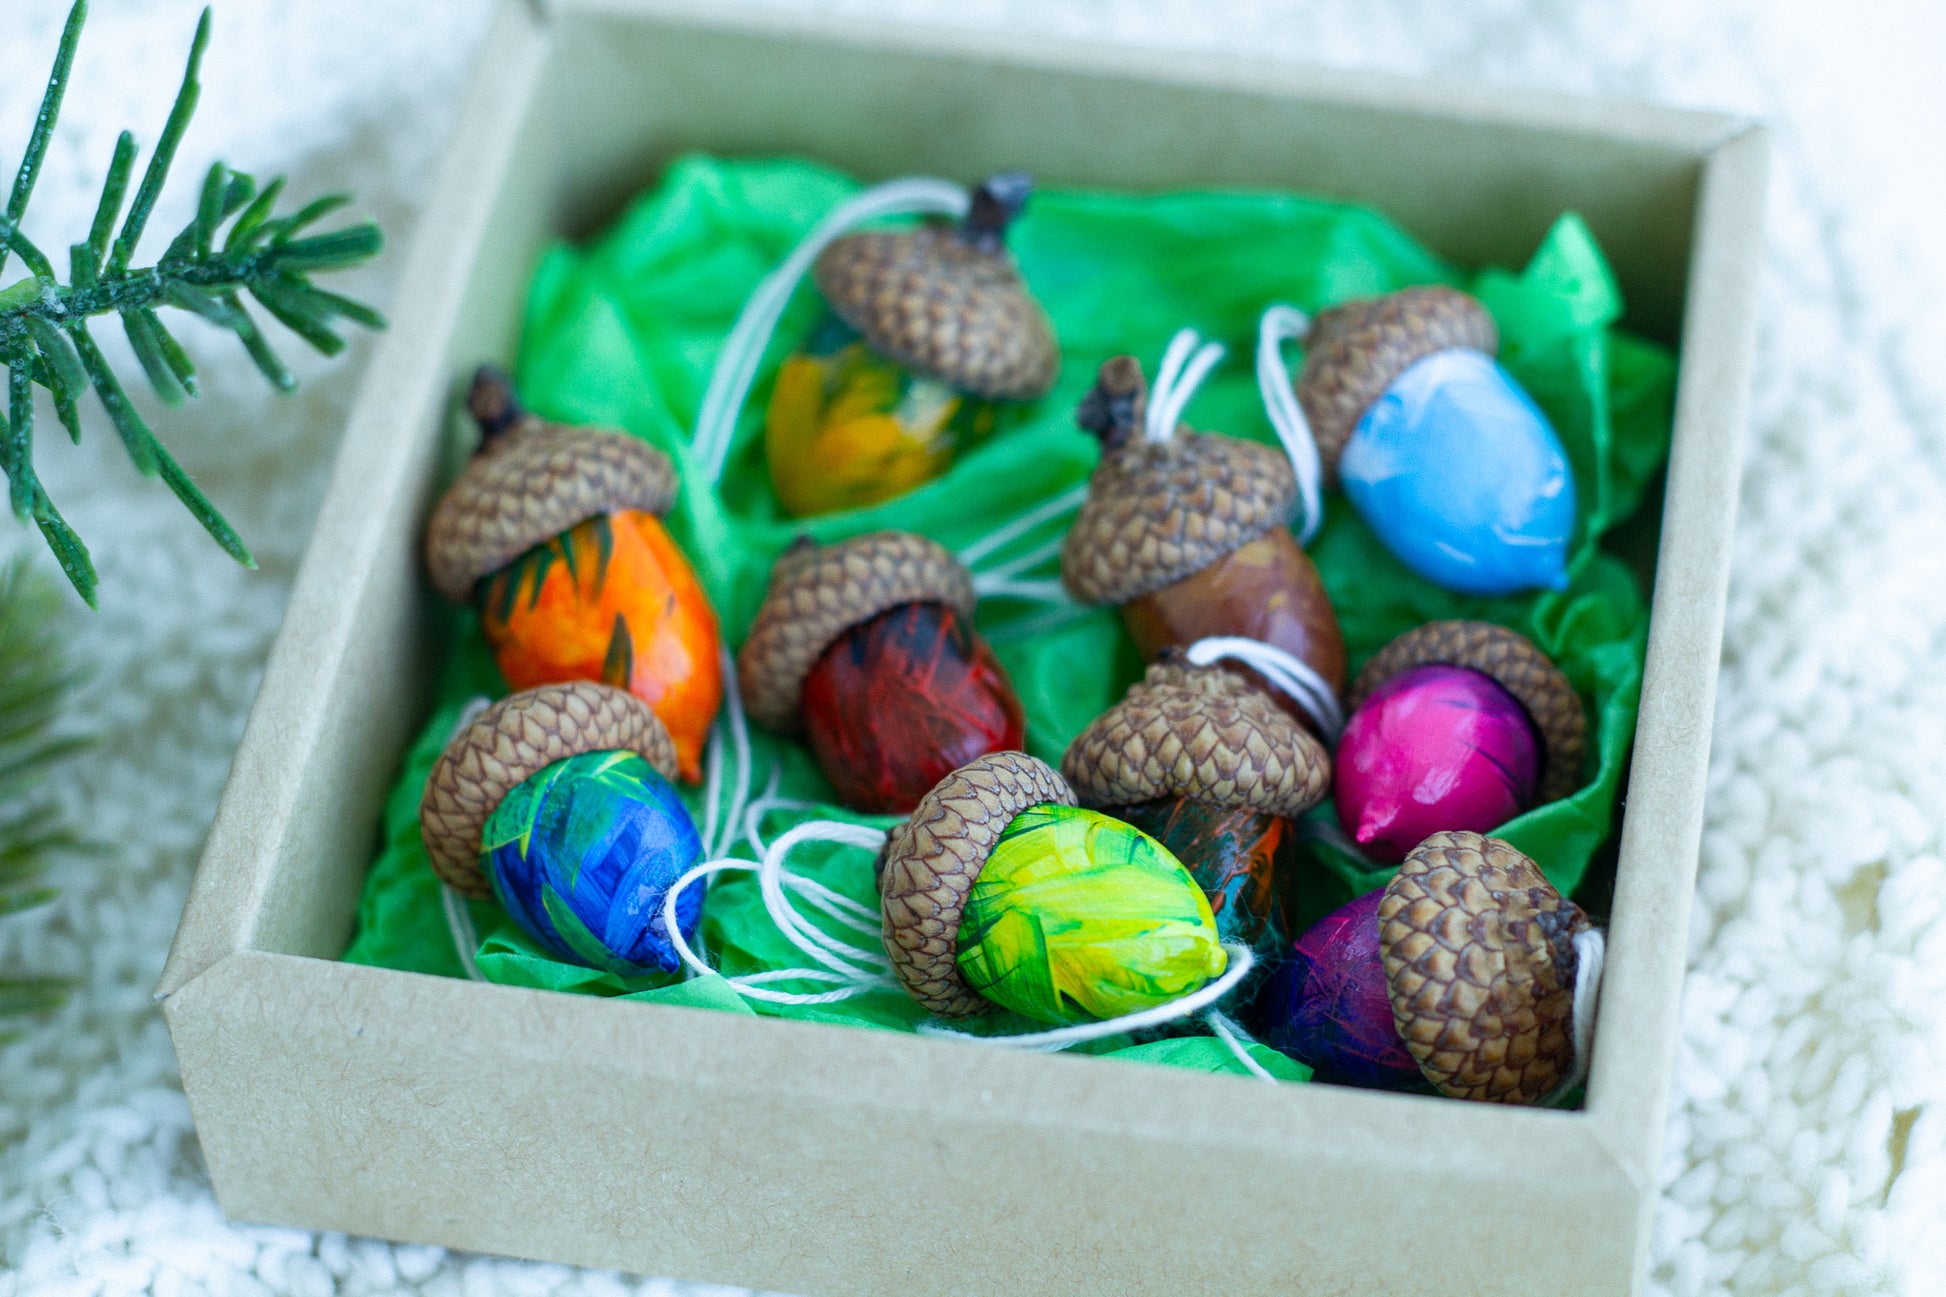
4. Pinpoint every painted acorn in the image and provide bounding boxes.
[1336,620,1586,863]
[1253,831,1598,1104]
[1061,655,1331,948]
[1292,286,1576,596]
[419,682,704,976]
[763,173,1059,517]
[738,532,1025,815]
[877,751,1223,1024]
[1061,355,1347,707]
[424,367,723,781]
